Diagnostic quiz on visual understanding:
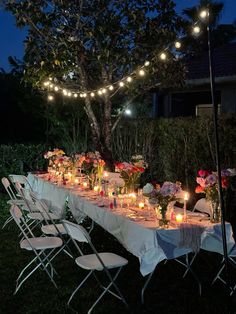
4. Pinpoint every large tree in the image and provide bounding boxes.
[2,0,186,168]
